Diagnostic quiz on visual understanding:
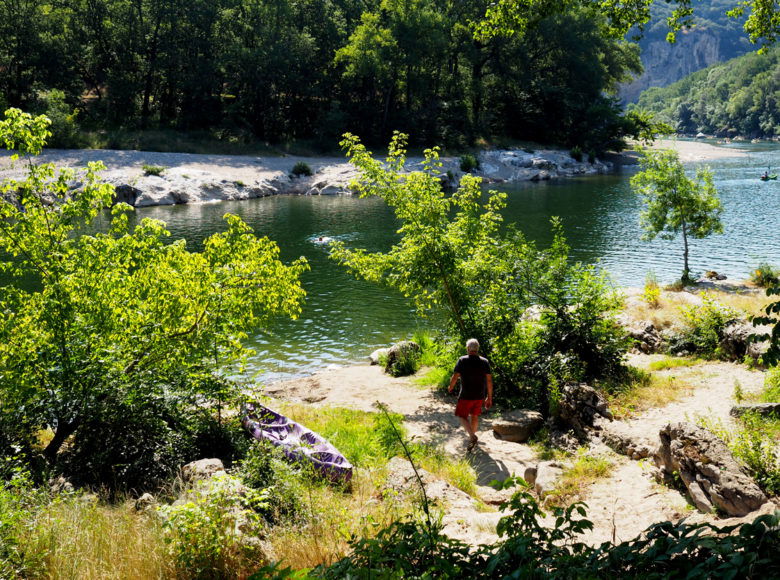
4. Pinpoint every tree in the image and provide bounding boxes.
[331,132,628,407]
[0,109,308,473]
[630,148,723,283]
